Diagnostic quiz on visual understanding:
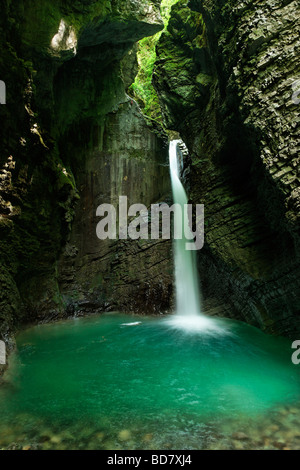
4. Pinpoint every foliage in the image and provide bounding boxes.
[129,0,179,122]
